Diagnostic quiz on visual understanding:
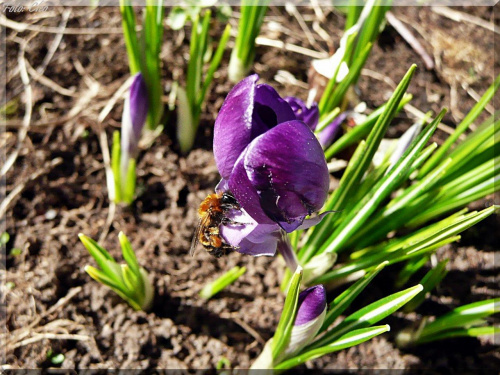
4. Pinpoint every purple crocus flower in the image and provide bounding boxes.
[285,96,346,149]
[285,284,327,357]
[214,75,329,258]
[120,73,149,180]
[284,96,320,131]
